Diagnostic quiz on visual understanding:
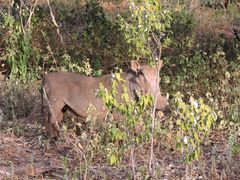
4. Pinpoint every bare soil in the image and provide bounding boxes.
[0,118,239,179]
